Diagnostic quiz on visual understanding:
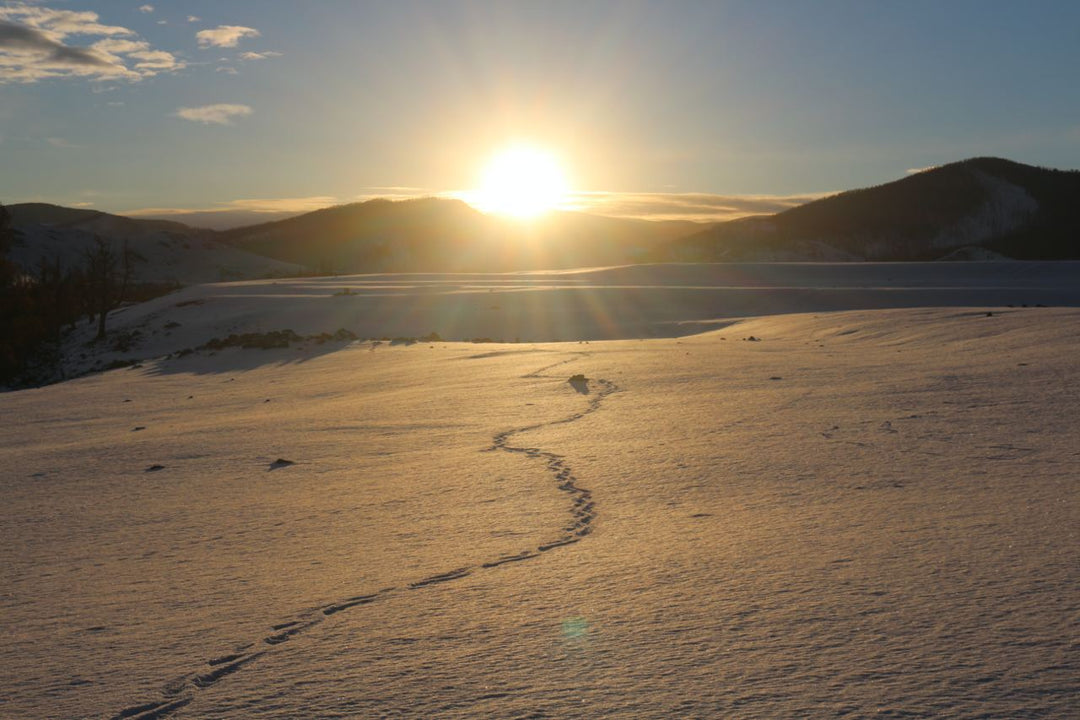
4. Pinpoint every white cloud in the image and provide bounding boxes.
[174,103,252,125]
[196,25,259,48]
[906,165,940,175]
[187,16,200,23]
[138,5,154,13]
[238,50,282,61]
[91,37,184,73]
[215,66,238,75]
[0,5,183,83]
[0,7,133,37]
